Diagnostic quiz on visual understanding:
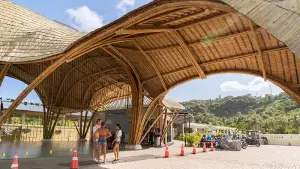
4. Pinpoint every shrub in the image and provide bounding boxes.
[179,133,201,146]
